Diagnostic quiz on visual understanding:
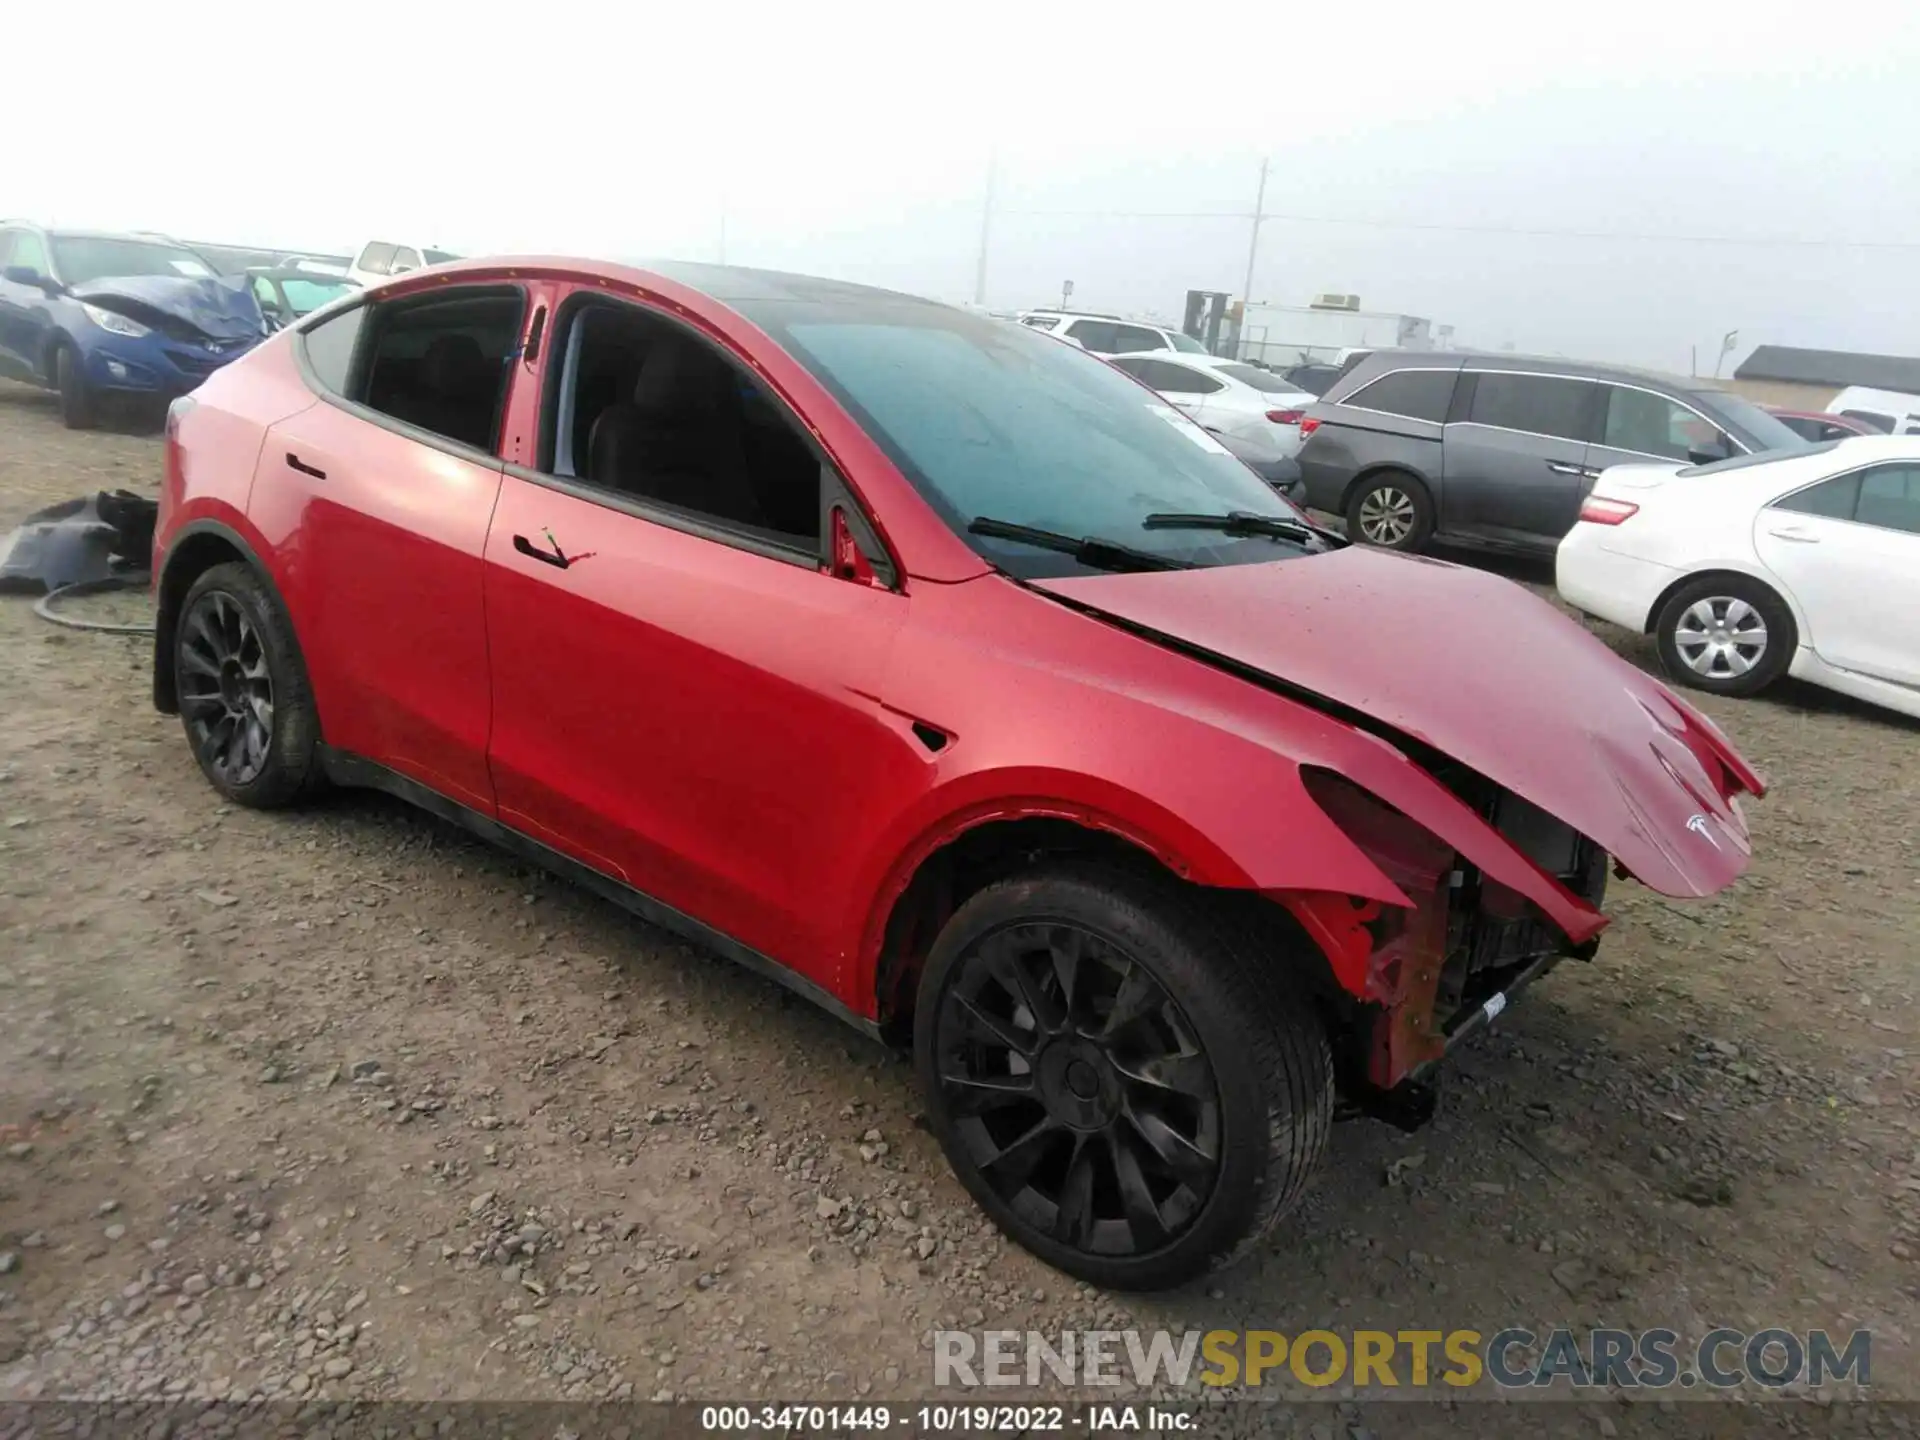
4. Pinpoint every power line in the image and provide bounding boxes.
[996,209,1920,251]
